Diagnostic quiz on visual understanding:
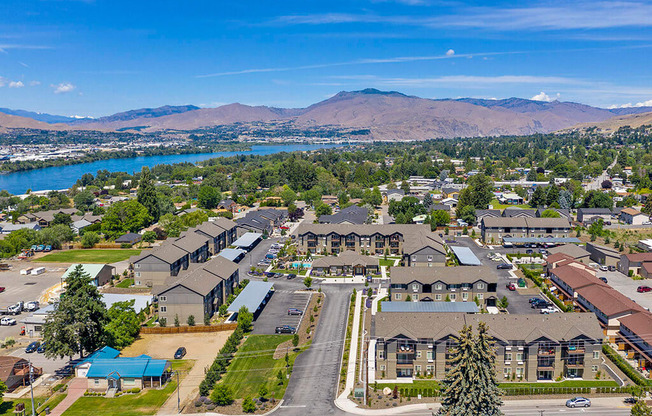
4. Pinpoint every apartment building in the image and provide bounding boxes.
[481,217,571,243]
[389,266,497,307]
[131,244,189,287]
[295,224,446,266]
[618,252,652,277]
[549,263,607,300]
[373,313,603,382]
[575,284,646,337]
[189,218,238,255]
[617,312,652,374]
